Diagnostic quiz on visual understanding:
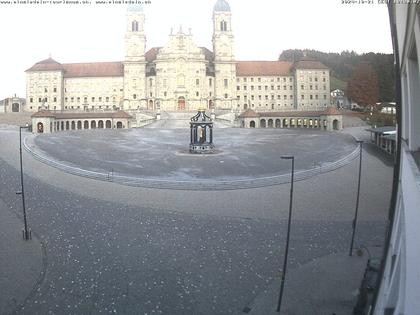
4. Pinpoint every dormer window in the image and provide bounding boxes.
[132,20,138,32]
